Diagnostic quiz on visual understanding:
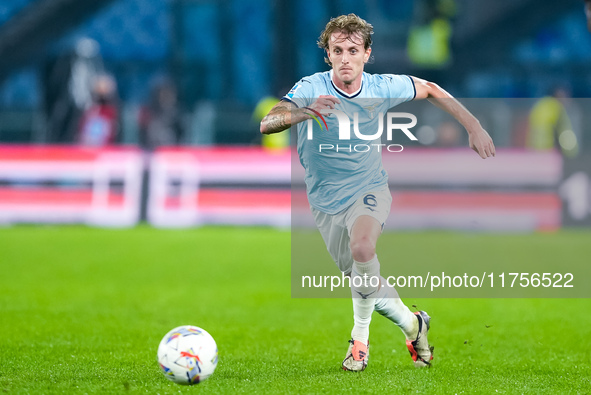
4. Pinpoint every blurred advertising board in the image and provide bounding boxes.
[0,145,143,227]
[0,145,583,231]
[291,148,563,232]
[147,147,291,227]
